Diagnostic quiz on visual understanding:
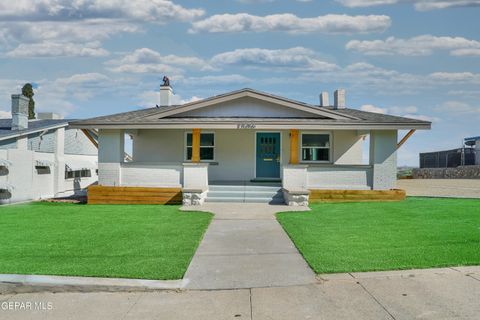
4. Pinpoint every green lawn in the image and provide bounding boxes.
[277,197,480,274]
[0,202,212,280]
